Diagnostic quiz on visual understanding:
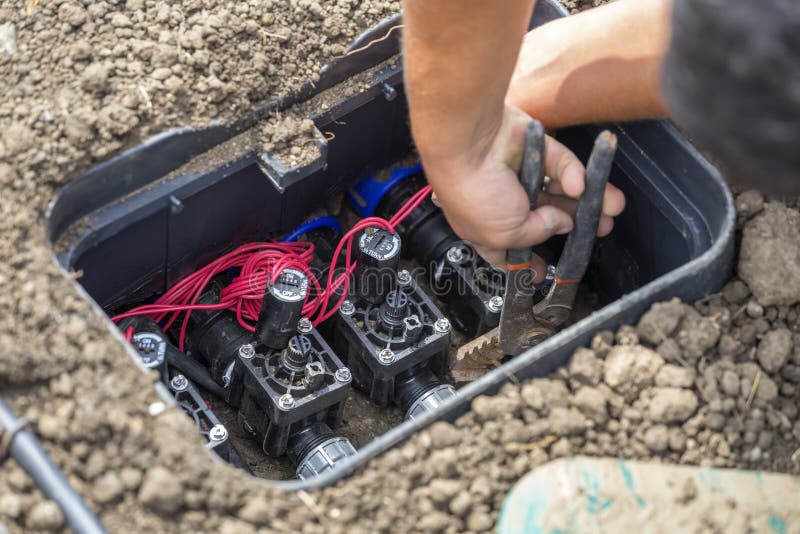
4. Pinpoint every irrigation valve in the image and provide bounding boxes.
[333,227,455,420]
